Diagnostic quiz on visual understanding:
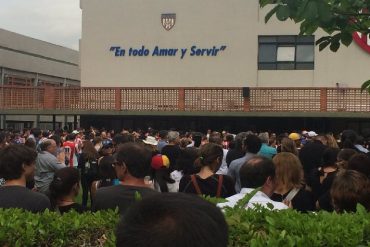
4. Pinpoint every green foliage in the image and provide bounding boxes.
[0,204,369,247]
[0,209,119,247]
[260,0,370,52]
